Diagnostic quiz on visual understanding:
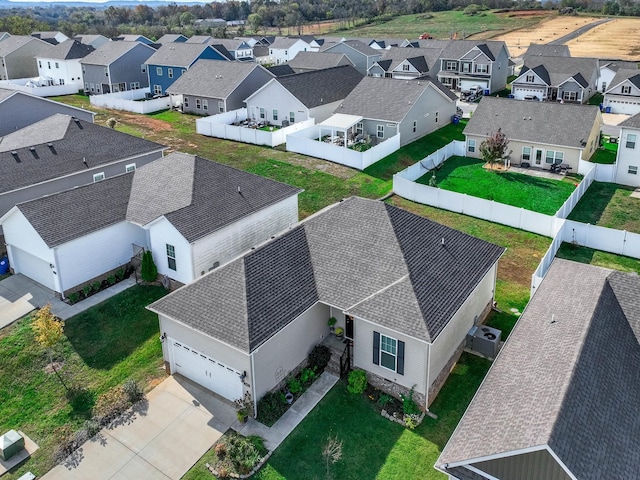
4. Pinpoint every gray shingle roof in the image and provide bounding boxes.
[437,259,640,479]
[376,47,439,74]
[520,55,598,88]
[439,40,507,62]
[0,35,52,57]
[523,43,571,58]
[269,37,304,50]
[463,96,600,149]
[39,39,94,60]
[266,64,295,77]
[166,60,272,98]
[157,34,188,44]
[275,65,363,108]
[81,41,153,66]
[335,76,455,123]
[149,197,503,352]
[145,43,216,67]
[288,51,352,71]
[326,39,380,57]
[607,68,640,92]
[601,60,638,72]
[619,112,640,129]
[185,35,213,44]
[0,114,164,195]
